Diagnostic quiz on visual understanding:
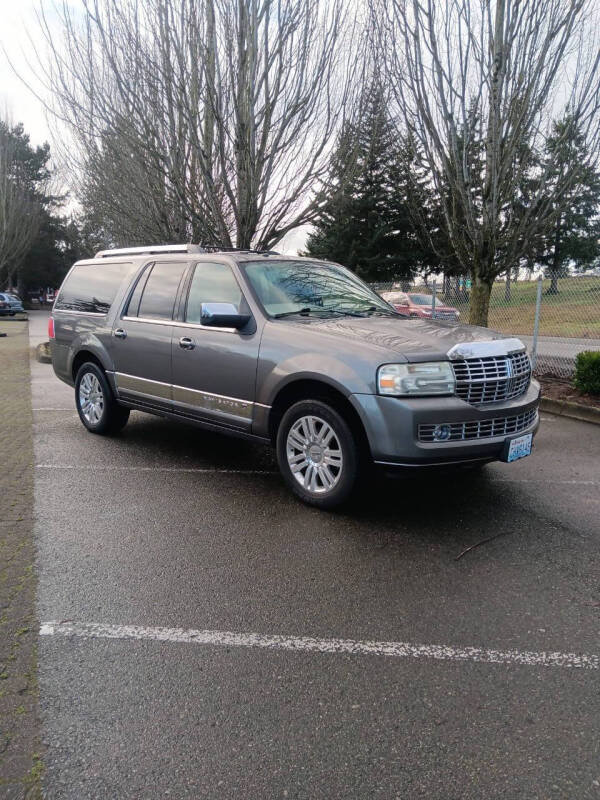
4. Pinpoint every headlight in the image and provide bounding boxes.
[377,362,455,396]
